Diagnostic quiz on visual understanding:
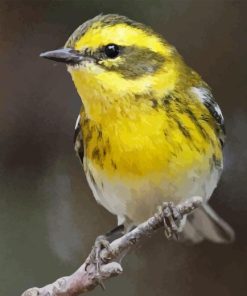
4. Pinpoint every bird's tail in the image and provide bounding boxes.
[181,203,235,244]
